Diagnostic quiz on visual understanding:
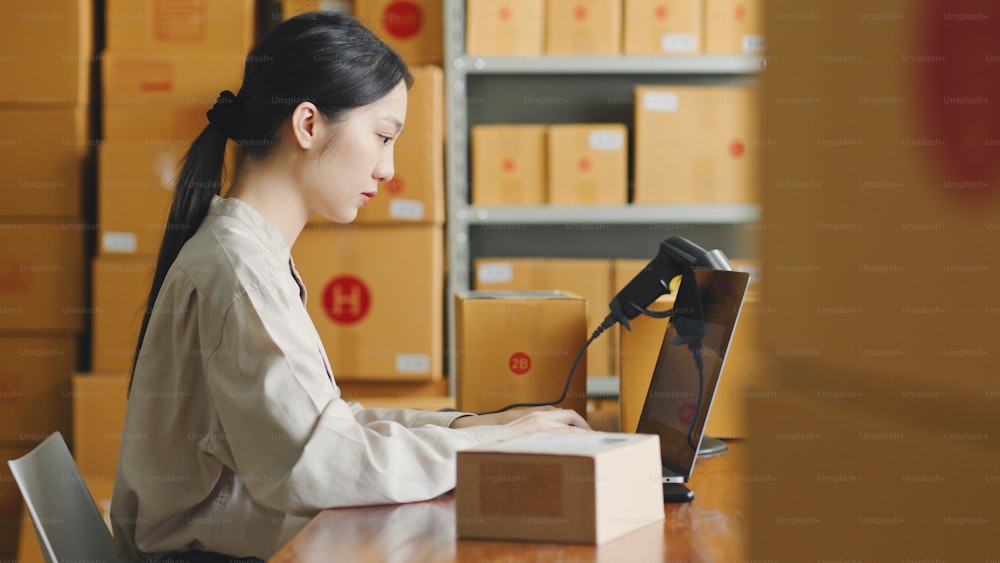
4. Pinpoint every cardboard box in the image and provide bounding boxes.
[103,102,210,144]
[0,109,89,218]
[455,291,588,418]
[473,258,615,376]
[91,257,155,373]
[16,477,114,563]
[1,443,33,560]
[313,66,444,225]
[0,0,92,106]
[105,0,256,52]
[98,144,181,256]
[102,50,246,105]
[72,373,129,483]
[292,225,443,381]
[750,4,1000,557]
[354,0,442,66]
[633,85,758,204]
[703,0,764,54]
[0,222,86,332]
[466,0,544,56]
[471,125,547,205]
[547,124,628,205]
[545,0,621,55]
[283,0,353,19]
[337,378,448,401]
[456,432,664,544]
[0,337,78,444]
[623,0,701,54]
